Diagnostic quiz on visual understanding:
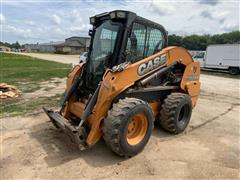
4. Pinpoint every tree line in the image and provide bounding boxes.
[1,31,239,51]
[0,41,22,49]
[168,31,240,51]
